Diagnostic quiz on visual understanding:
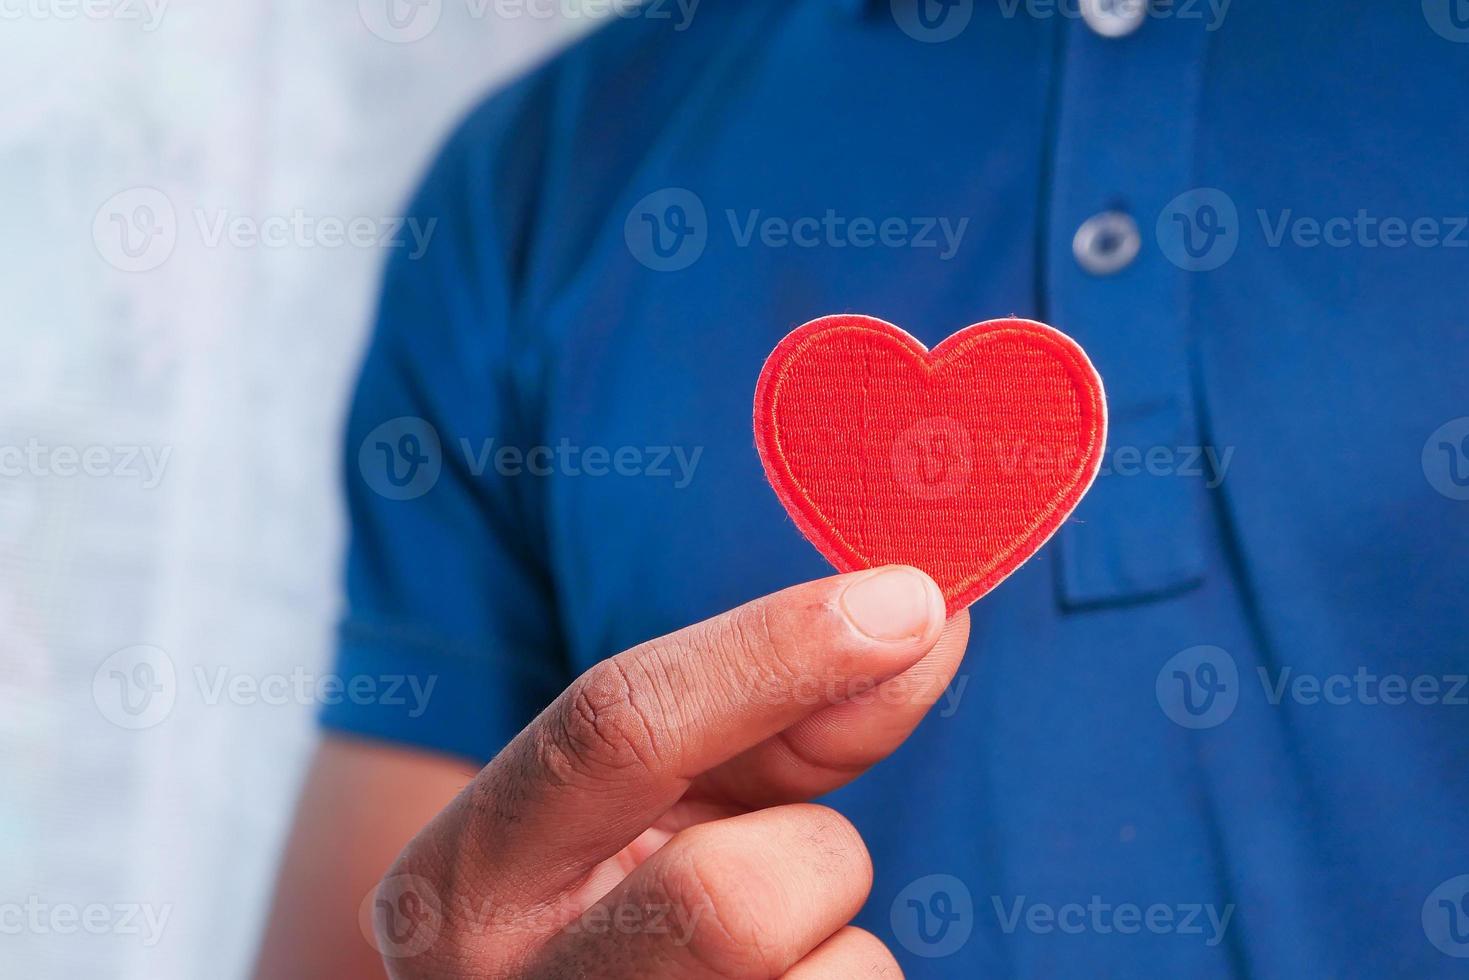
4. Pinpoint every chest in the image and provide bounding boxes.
[532,7,1469,668]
